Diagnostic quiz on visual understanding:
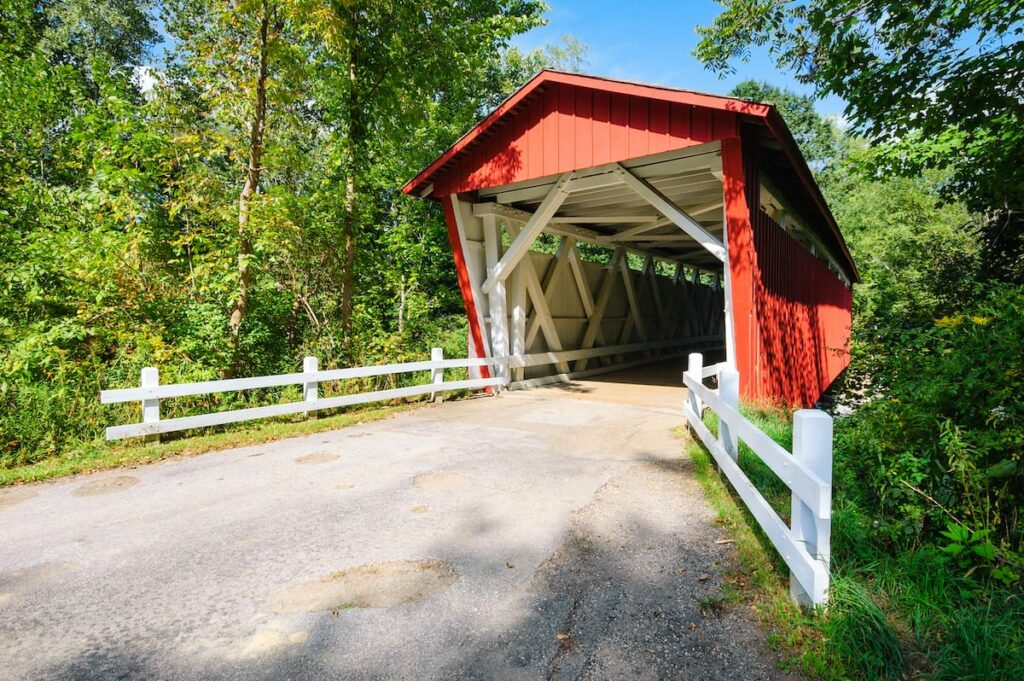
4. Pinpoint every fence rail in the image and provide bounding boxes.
[682,352,833,608]
[101,350,505,441]
[100,337,726,441]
